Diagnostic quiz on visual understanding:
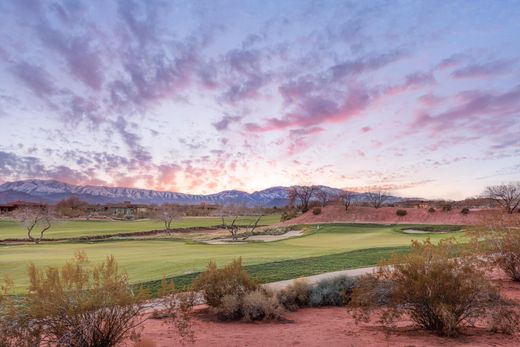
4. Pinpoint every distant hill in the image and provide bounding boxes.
[0,179,403,207]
